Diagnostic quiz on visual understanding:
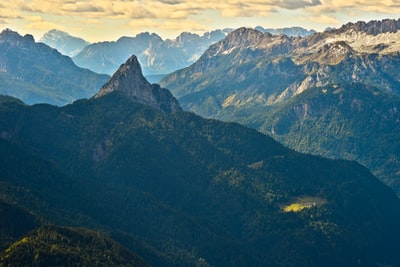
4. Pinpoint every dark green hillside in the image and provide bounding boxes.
[1,92,400,266]
[0,29,109,106]
[0,135,97,228]
[259,83,400,190]
[0,225,150,267]
[0,200,41,250]
[160,24,400,194]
